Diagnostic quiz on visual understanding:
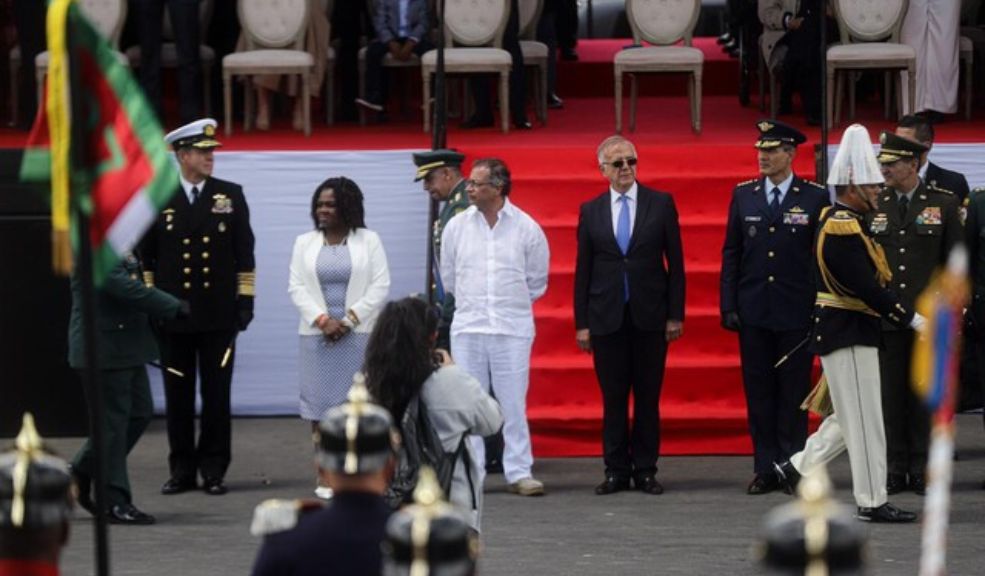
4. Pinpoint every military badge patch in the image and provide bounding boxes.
[218,222,227,233]
[748,225,757,238]
[783,213,809,225]
[916,206,942,225]
[212,194,233,214]
[870,214,889,233]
